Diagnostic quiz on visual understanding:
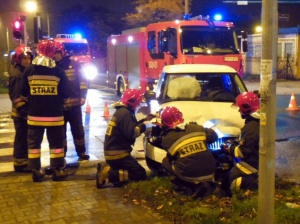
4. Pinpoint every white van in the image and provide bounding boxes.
[144,64,248,173]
